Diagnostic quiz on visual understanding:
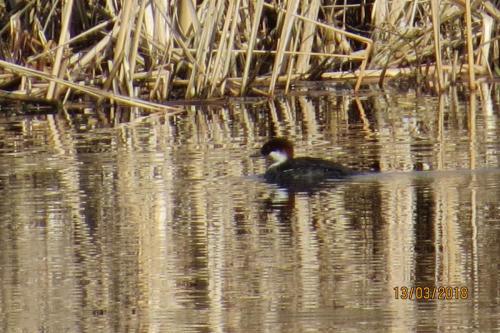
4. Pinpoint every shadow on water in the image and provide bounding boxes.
[0,83,499,332]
